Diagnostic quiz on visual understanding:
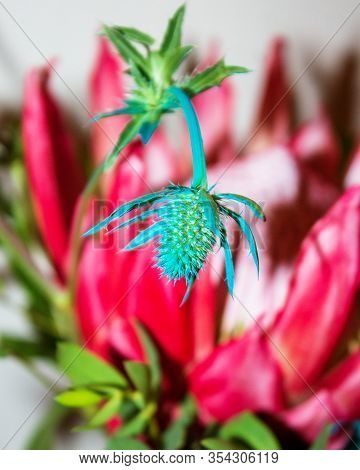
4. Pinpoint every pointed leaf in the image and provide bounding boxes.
[116,403,156,438]
[217,193,266,220]
[56,343,128,388]
[82,190,164,237]
[104,115,147,169]
[139,120,159,144]
[160,4,186,54]
[219,412,280,450]
[135,324,161,391]
[107,208,159,234]
[55,389,103,408]
[226,208,259,274]
[165,45,193,78]
[103,25,149,75]
[124,361,151,397]
[124,222,162,250]
[114,26,155,46]
[88,391,123,428]
[220,227,235,296]
[182,59,250,96]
